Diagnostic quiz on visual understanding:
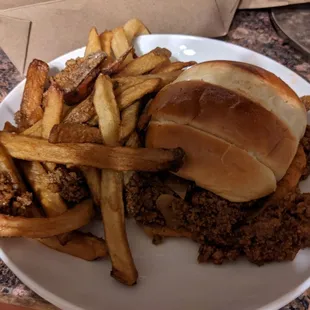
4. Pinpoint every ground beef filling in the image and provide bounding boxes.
[0,172,33,217]
[301,125,310,179]
[48,165,89,204]
[124,172,310,266]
